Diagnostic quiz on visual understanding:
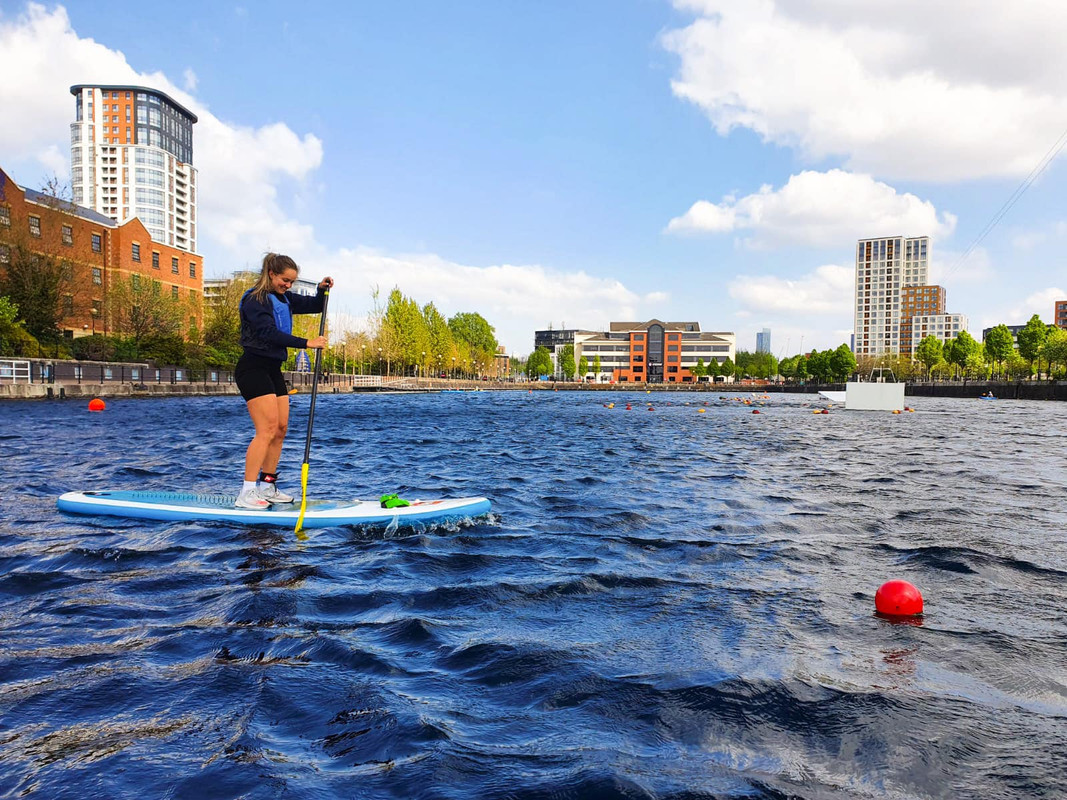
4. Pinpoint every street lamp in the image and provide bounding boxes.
[378,347,383,376]
[451,356,456,380]
[361,344,366,376]
[421,351,426,381]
